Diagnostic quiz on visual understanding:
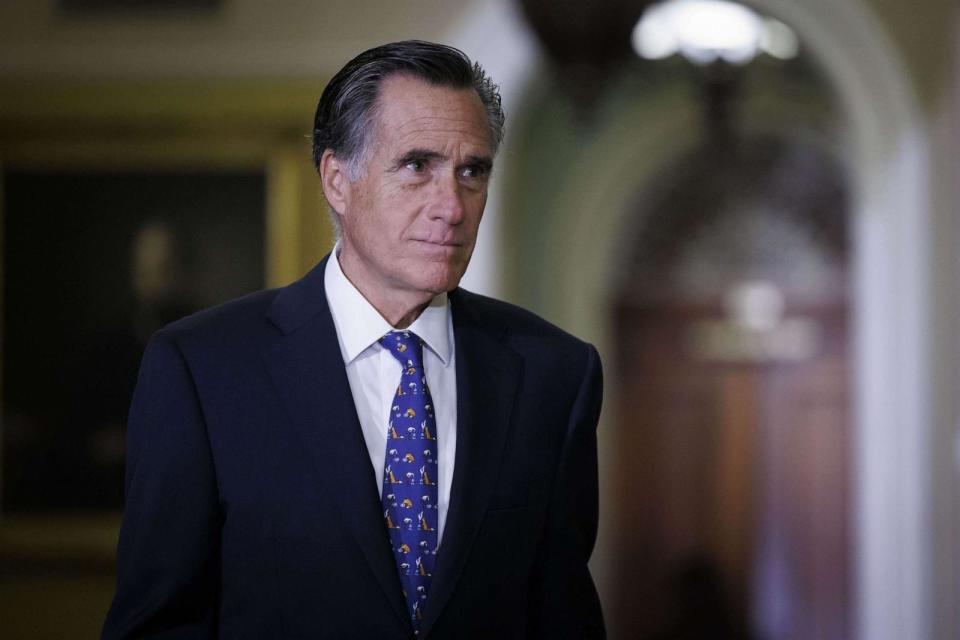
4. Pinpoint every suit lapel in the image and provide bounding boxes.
[261,257,412,634]
[419,291,521,638]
